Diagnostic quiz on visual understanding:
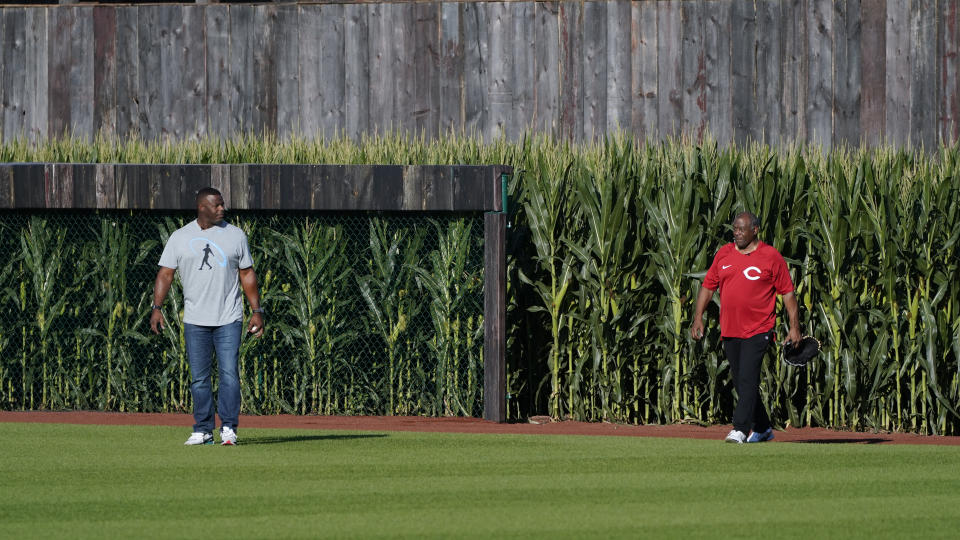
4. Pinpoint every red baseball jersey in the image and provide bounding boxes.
[702,241,794,339]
